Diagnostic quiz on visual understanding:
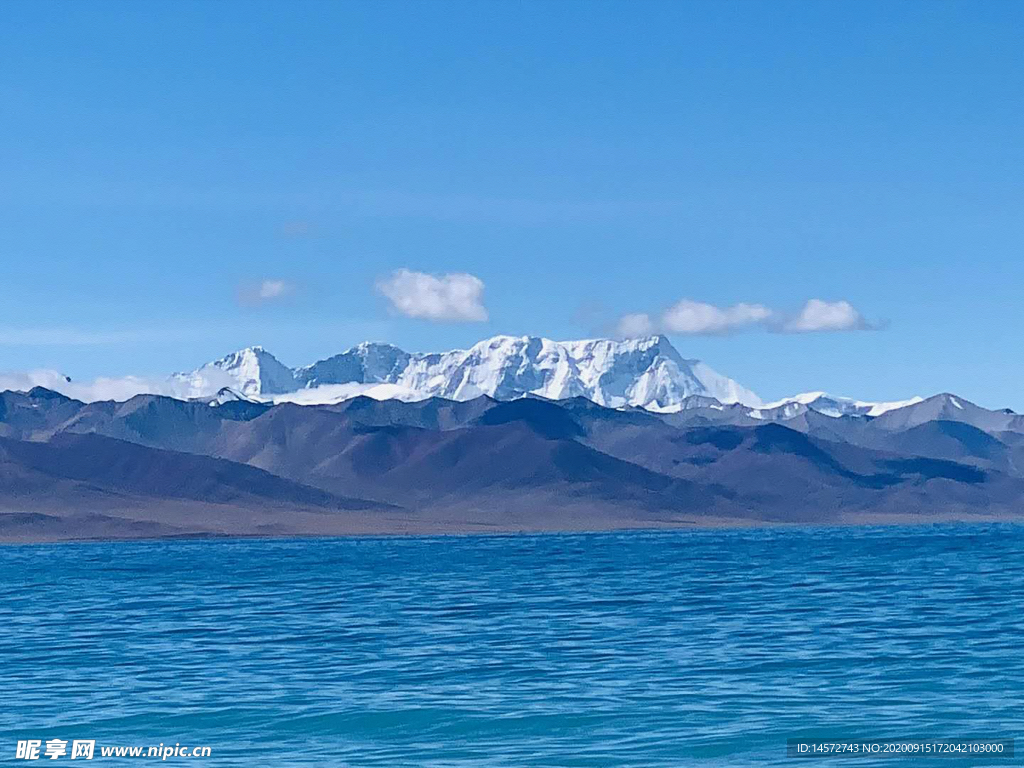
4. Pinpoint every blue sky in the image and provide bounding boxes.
[1,0,1022,407]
